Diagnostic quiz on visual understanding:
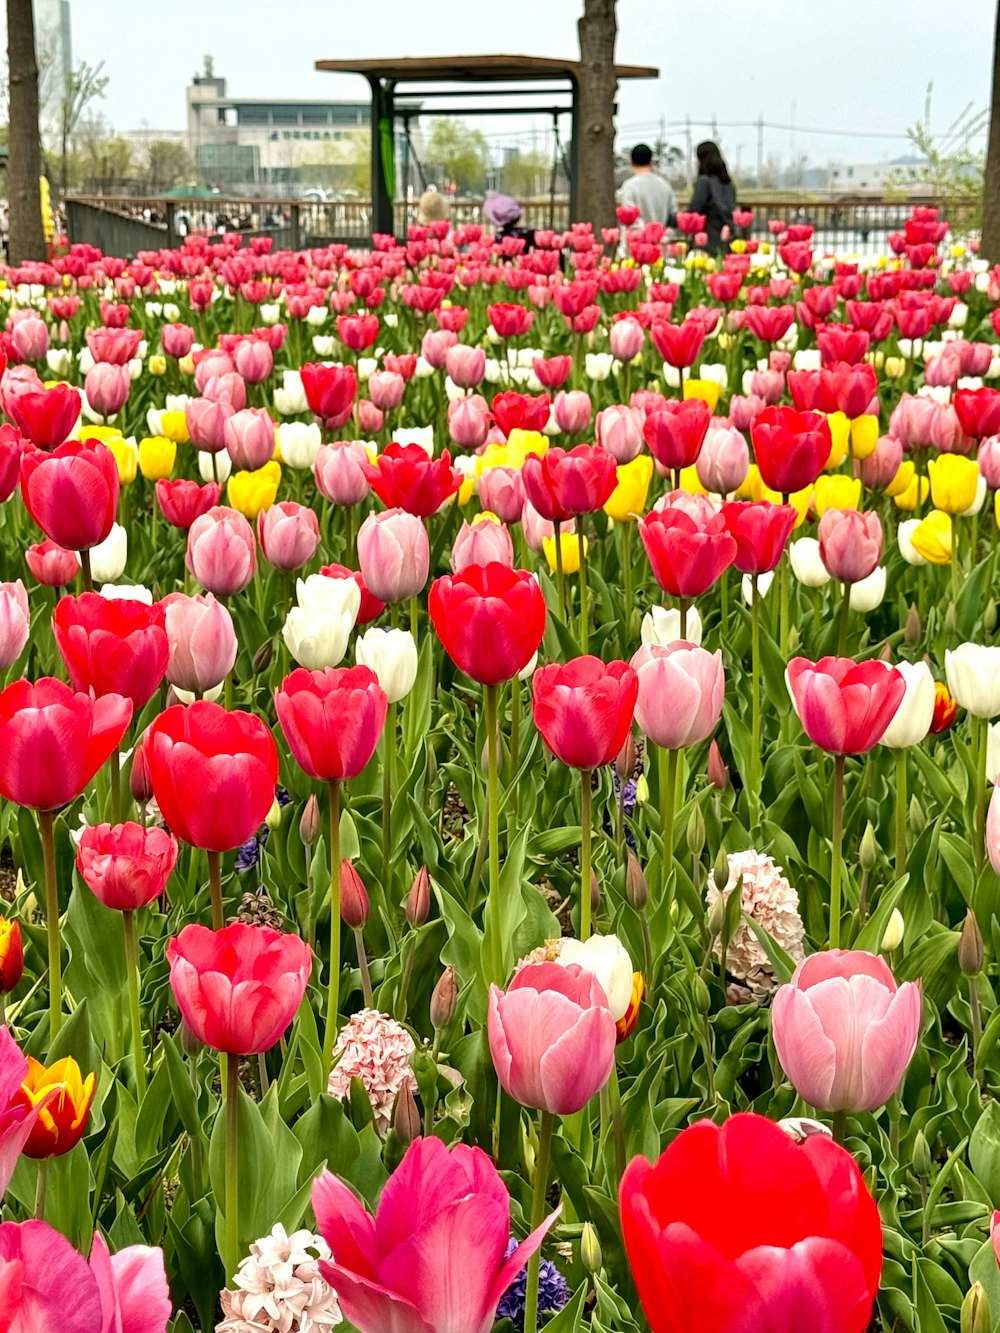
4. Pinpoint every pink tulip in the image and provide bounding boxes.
[356,398,384,435]
[88,1232,172,1333]
[161,322,195,359]
[420,328,457,369]
[224,408,275,471]
[786,656,905,755]
[314,441,372,506]
[450,518,514,572]
[860,435,904,490]
[10,314,49,363]
[521,497,555,551]
[595,404,644,464]
[0,581,29,671]
[257,500,321,571]
[84,363,130,418]
[630,641,725,750]
[185,397,233,453]
[773,950,922,1112]
[728,393,766,432]
[445,343,486,389]
[232,338,273,384]
[367,370,405,413]
[818,509,882,584]
[978,435,1000,490]
[202,370,247,411]
[488,961,616,1114]
[987,783,1000,874]
[749,369,785,404]
[162,591,238,694]
[0,1219,104,1332]
[554,389,592,435]
[312,1136,558,1333]
[448,395,490,449]
[696,421,750,494]
[478,465,525,525]
[25,539,79,587]
[609,317,644,362]
[194,349,234,392]
[0,1028,53,1198]
[929,402,974,456]
[357,508,430,603]
[185,506,257,597]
